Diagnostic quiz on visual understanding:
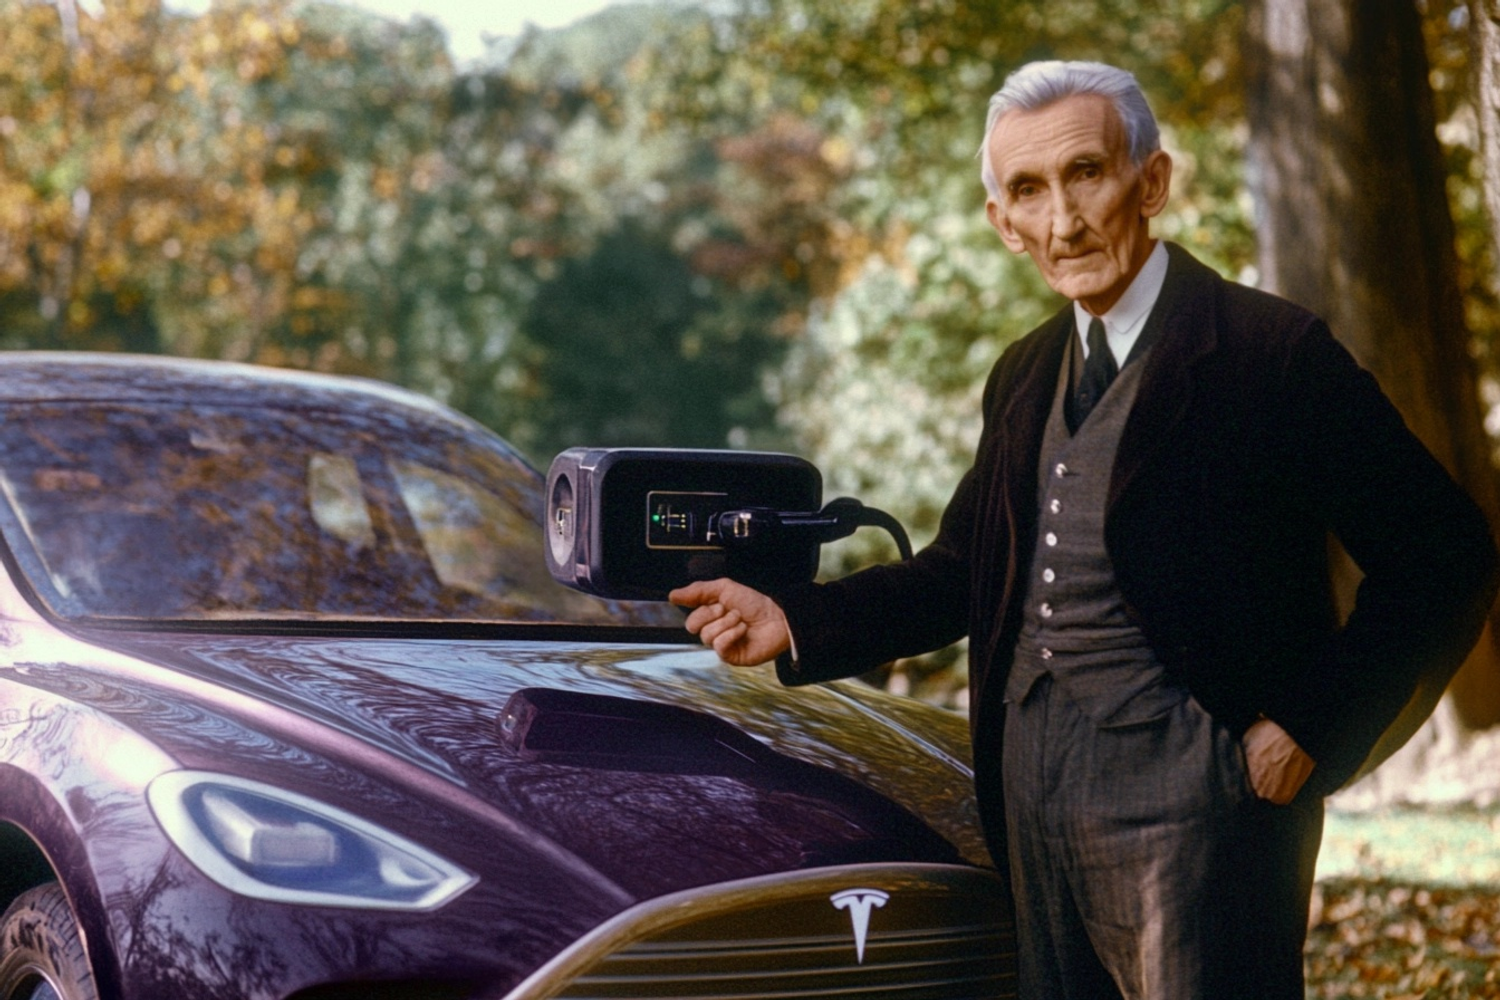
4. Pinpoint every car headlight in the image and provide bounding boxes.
[147,771,477,910]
